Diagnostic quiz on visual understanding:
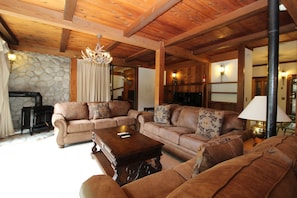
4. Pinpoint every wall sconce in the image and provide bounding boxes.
[281,70,287,85]
[7,51,16,72]
[172,71,177,85]
[219,64,225,76]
